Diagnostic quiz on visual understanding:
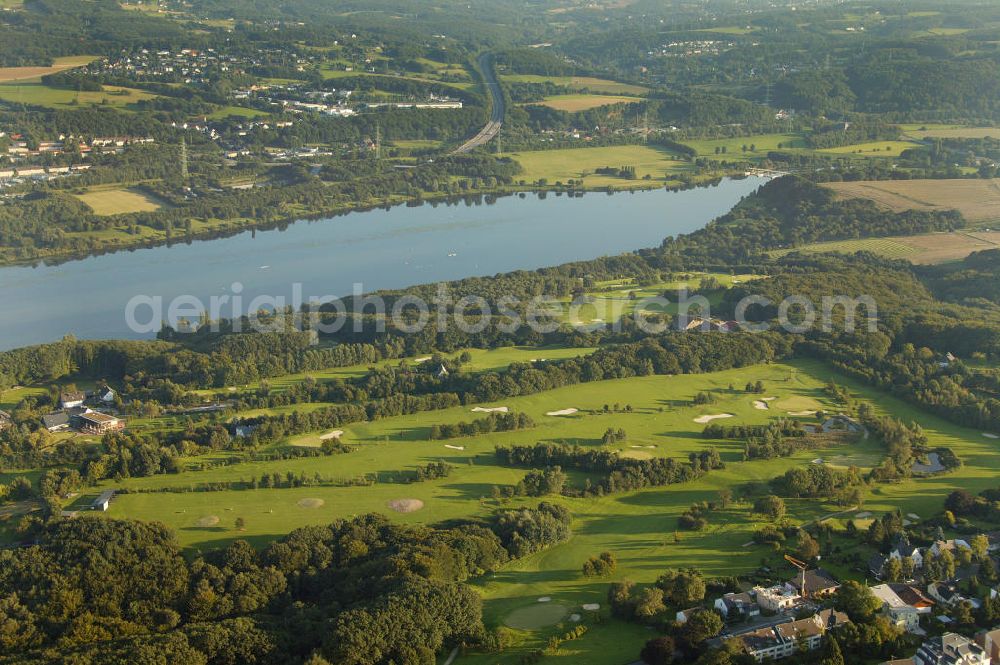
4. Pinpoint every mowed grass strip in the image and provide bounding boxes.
[73,187,165,216]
